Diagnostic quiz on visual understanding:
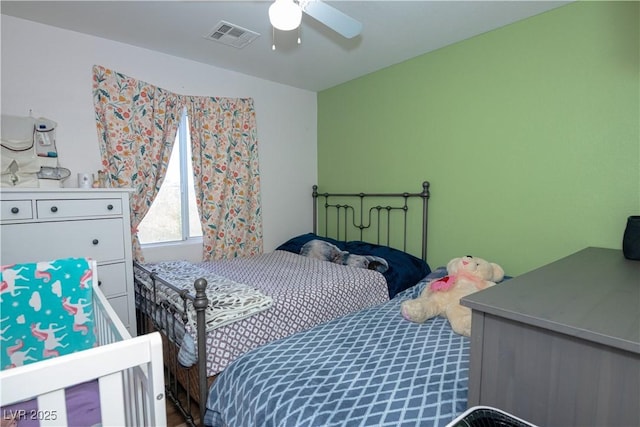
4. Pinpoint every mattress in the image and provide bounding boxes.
[139,250,390,376]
